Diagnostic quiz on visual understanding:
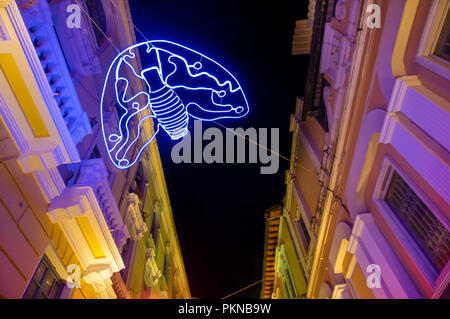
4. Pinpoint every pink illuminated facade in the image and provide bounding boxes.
[263,0,449,299]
